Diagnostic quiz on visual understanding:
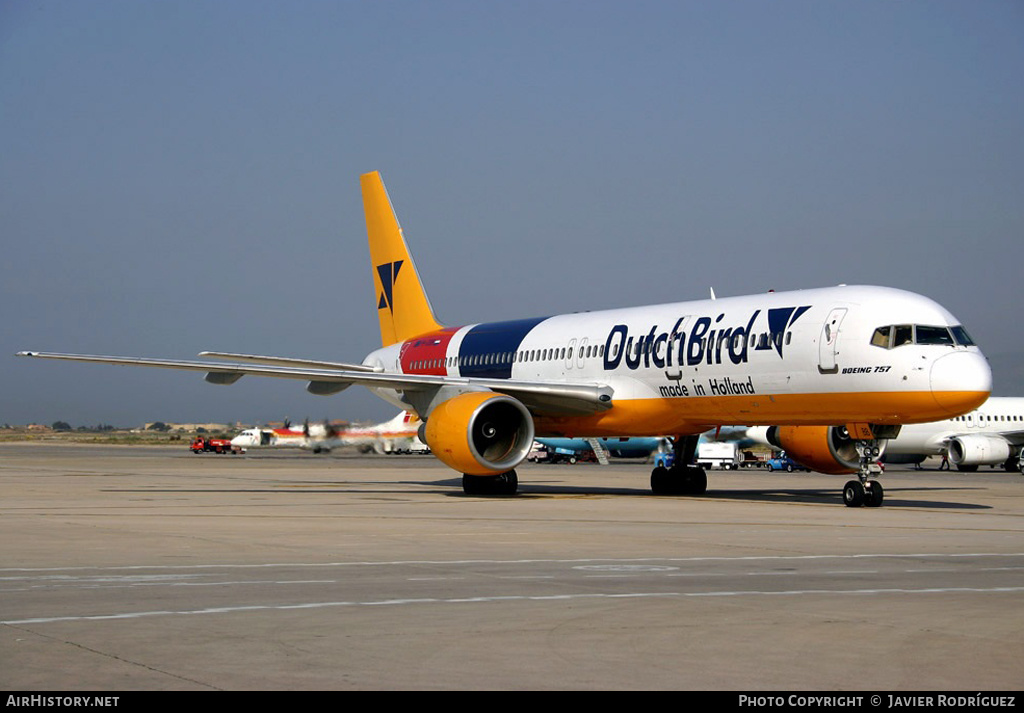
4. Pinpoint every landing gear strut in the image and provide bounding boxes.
[843,439,885,508]
[651,435,707,495]
[463,470,518,496]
